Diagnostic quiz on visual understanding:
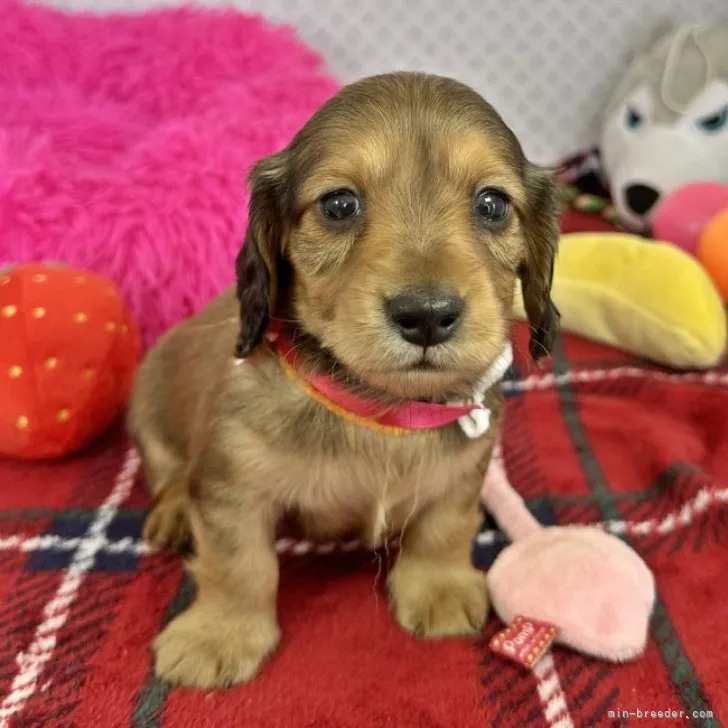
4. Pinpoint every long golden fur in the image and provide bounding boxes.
[128,72,560,689]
